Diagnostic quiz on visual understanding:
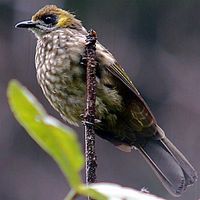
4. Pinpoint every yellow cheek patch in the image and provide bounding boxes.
[57,14,73,27]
